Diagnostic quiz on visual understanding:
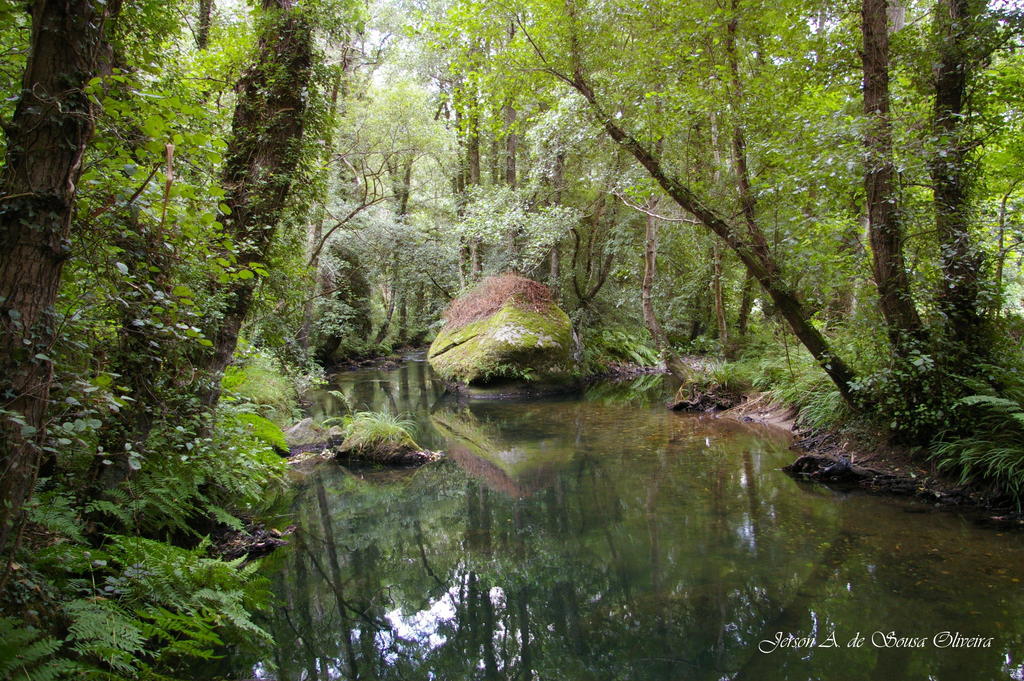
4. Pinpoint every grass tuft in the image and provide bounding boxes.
[930,391,1024,506]
[340,411,418,453]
